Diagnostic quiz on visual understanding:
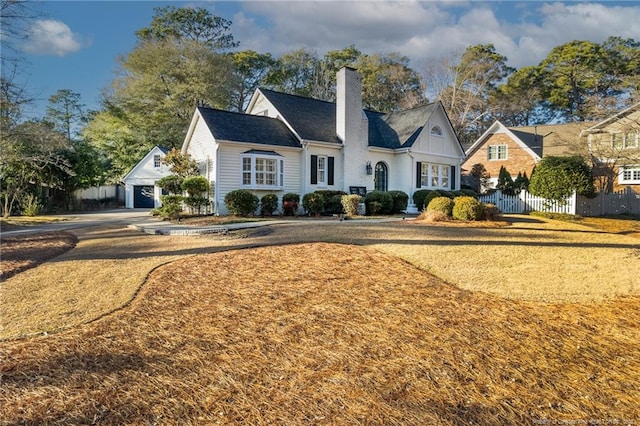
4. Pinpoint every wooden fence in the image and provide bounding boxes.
[73,185,124,202]
[576,188,640,216]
